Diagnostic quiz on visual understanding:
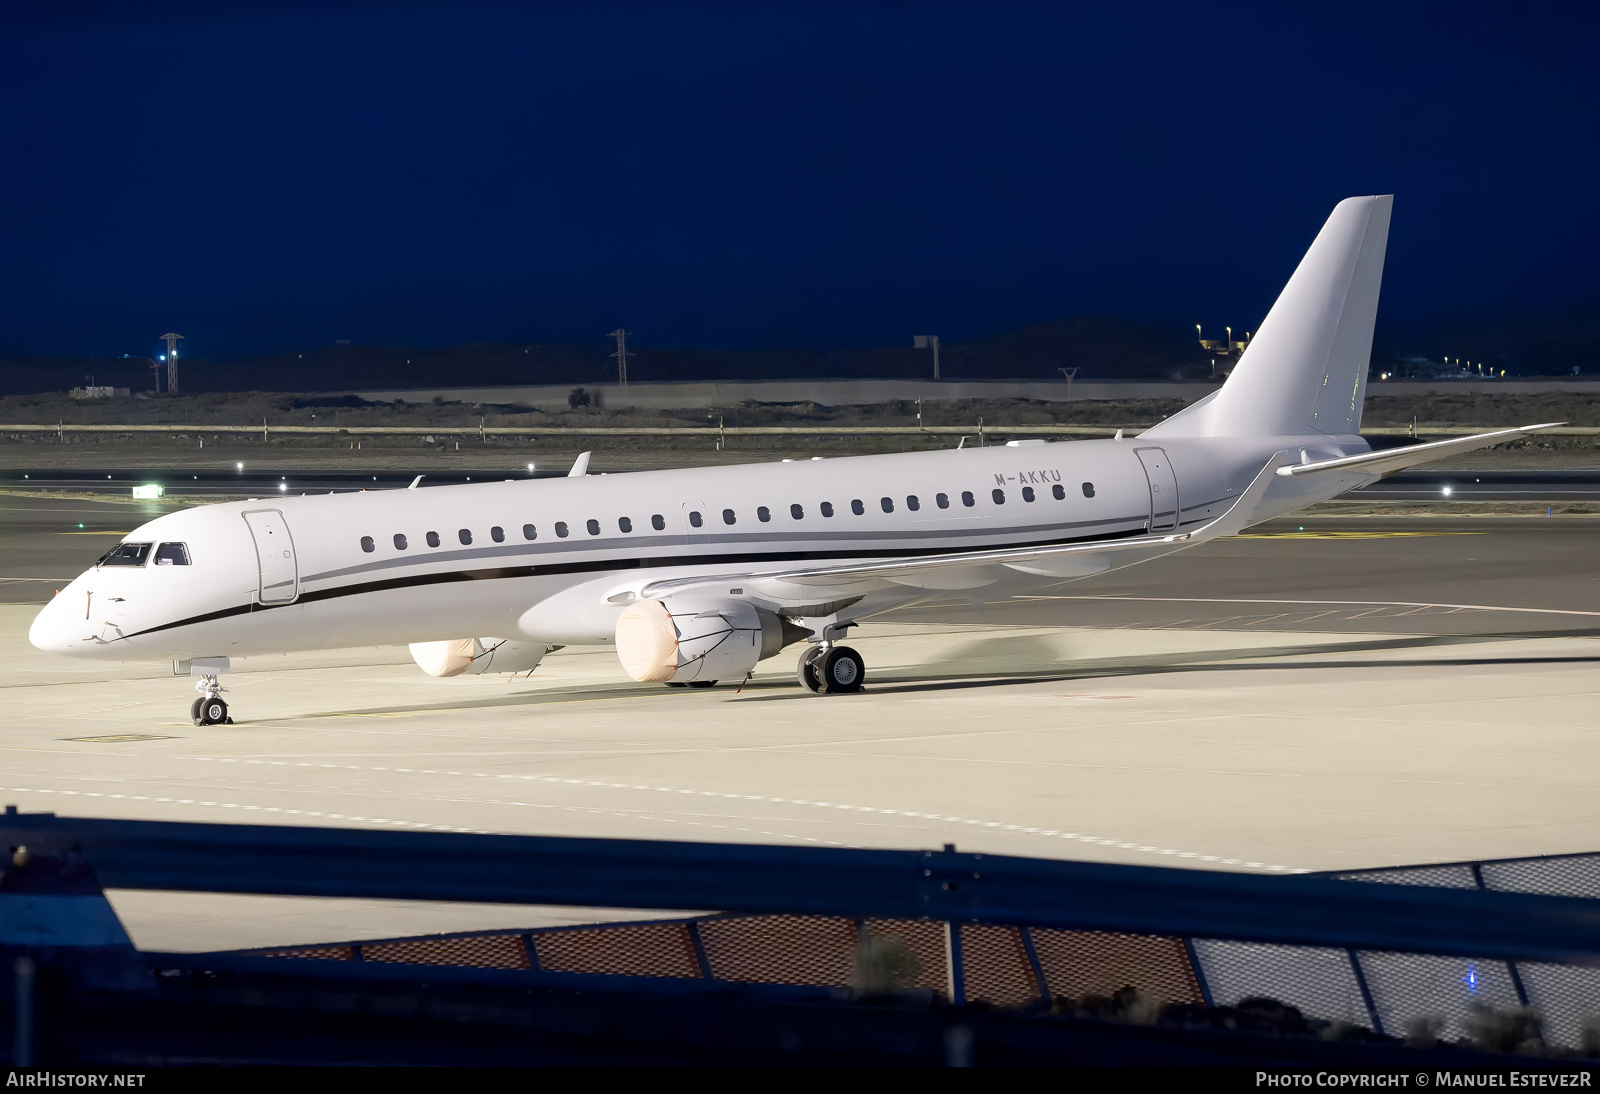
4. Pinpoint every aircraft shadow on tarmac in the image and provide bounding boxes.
[260,627,1600,720]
